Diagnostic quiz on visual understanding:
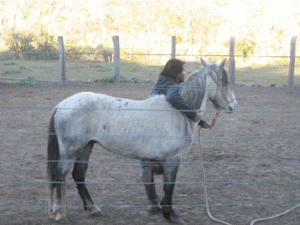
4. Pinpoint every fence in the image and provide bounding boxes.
[0,35,298,87]
[56,35,298,86]
[0,82,300,224]
[57,35,293,86]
